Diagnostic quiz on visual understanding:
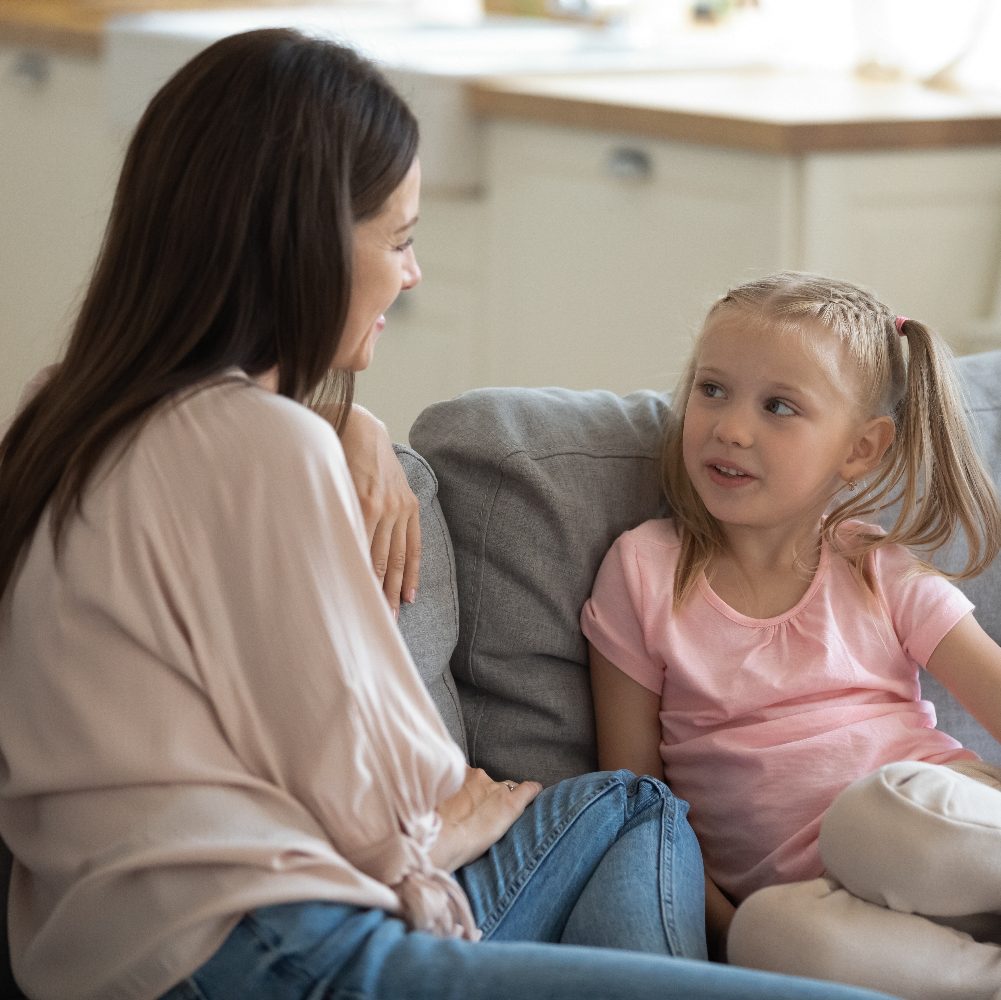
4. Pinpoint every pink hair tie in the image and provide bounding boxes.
[895,316,909,335]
